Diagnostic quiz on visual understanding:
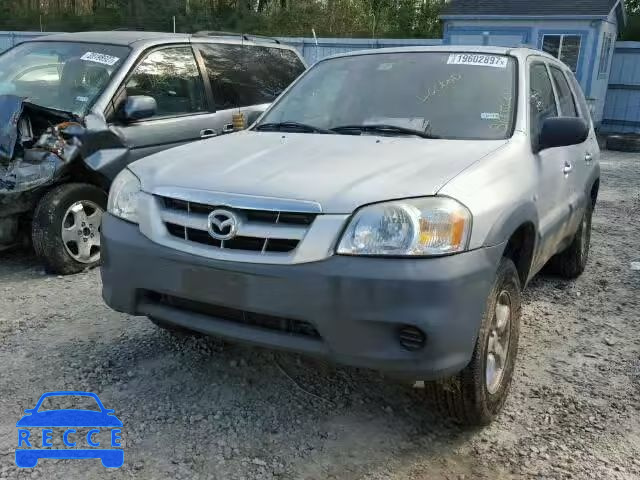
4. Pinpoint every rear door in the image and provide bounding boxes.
[109,45,221,163]
[566,69,600,213]
[194,42,306,127]
[548,64,585,235]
